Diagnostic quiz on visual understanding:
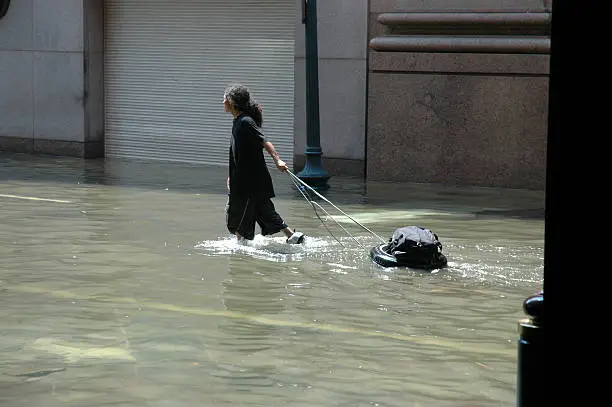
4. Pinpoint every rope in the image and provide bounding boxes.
[285,170,386,244]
